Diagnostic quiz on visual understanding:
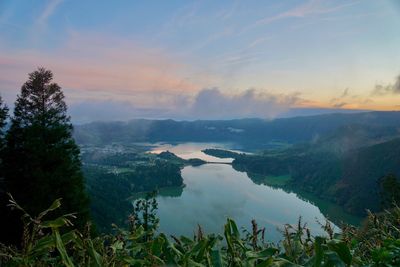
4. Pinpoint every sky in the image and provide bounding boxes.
[1,0,400,122]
